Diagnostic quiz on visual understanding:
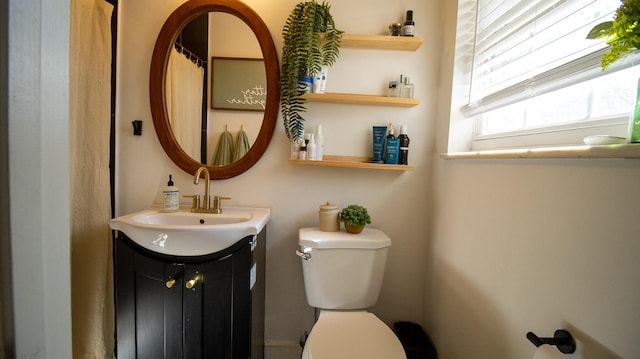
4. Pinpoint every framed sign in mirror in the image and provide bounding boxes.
[211,57,266,111]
